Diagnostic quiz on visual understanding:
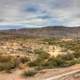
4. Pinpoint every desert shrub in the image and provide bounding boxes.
[0,55,31,72]
[57,53,74,61]
[22,69,37,77]
[55,54,76,67]
[0,56,11,63]
[0,56,29,72]
[42,38,58,45]
[0,56,18,71]
[28,58,45,67]
[28,49,50,67]
[58,40,80,59]
[0,61,16,71]
[27,40,80,68]
[73,58,80,64]
[29,51,76,68]
[73,52,80,58]
[19,56,30,64]
[34,49,50,59]
[65,60,76,66]
[48,56,67,67]
[43,53,76,68]
[43,56,57,68]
